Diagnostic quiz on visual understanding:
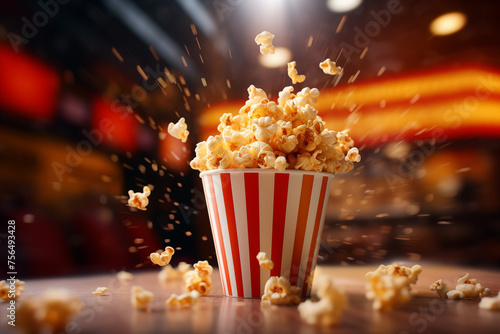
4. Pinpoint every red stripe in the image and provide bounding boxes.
[270,173,289,277]
[220,173,244,297]
[244,173,261,298]
[206,174,232,296]
[302,176,329,295]
[289,174,314,286]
